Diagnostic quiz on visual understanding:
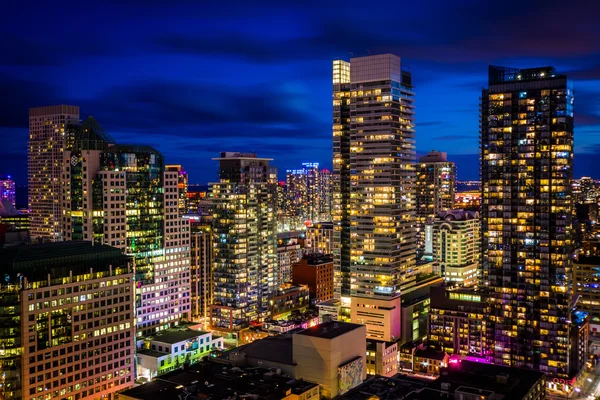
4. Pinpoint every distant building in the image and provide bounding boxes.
[0,241,135,400]
[574,255,600,323]
[0,175,16,206]
[211,152,278,332]
[28,105,80,241]
[416,151,456,259]
[305,222,333,254]
[428,209,480,287]
[292,253,335,303]
[0,200,30,232]
[165,165,188,215]
[278,240,303,285]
